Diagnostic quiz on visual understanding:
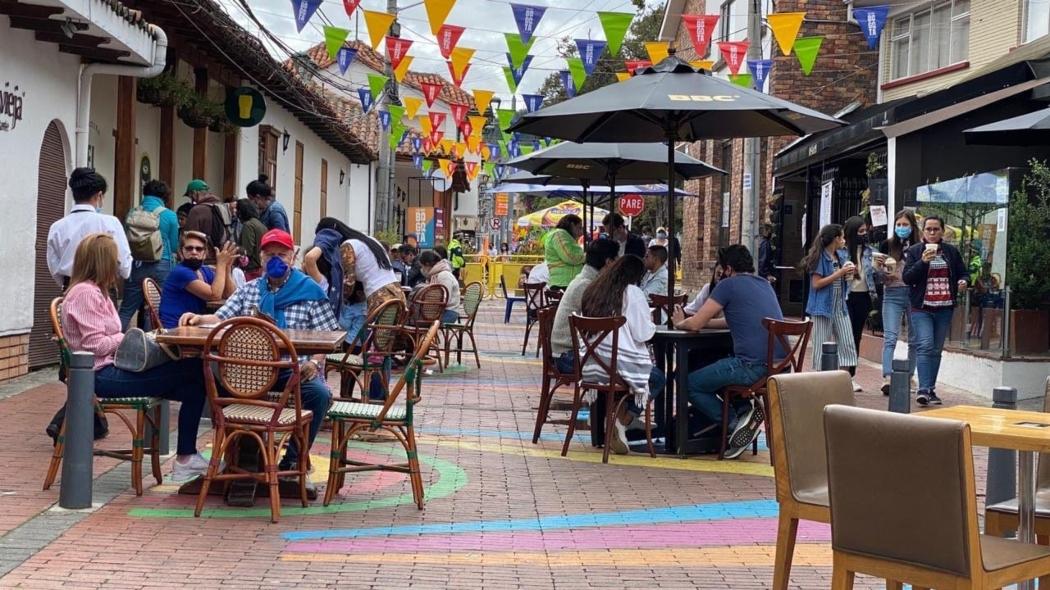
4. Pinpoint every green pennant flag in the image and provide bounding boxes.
[730,73,753,89]
[520,144,533,156]
[387,104,405,124]
[504,33,535,69]
[324,26,350,60]
[794,36,823,76]
[367,73,389,100]
[502,67,518,93]
[567,57,587,92]
[483,162,495,177]
[497,108,515,132]
[498,139,509,157]
[597,12,633,56]
[421,159,433,174]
